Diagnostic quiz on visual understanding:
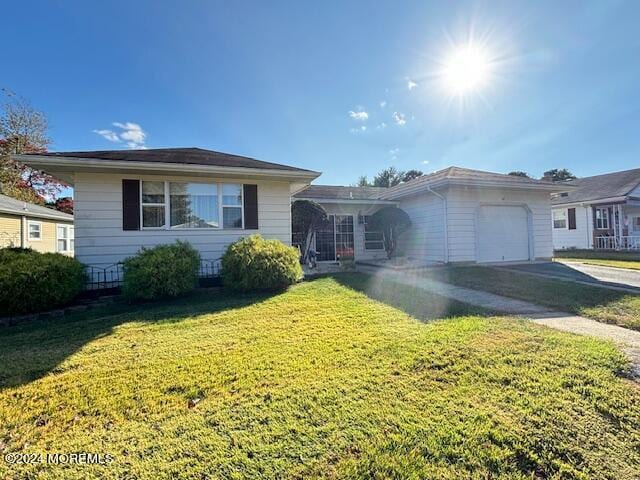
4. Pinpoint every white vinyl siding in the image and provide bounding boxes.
[444,186,553,263]
[73,172,292,268]
[397,193,446,263]
[551,205,592,250]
